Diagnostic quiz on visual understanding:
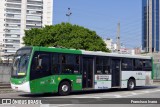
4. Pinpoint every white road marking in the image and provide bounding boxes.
[114,95,122,98]
[101,94,114,97]
[40,104,50,107]
[144,91,150,93]
[70,95,101,98]
[131,92,137,95]
[53,104,74,107]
